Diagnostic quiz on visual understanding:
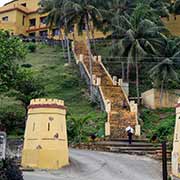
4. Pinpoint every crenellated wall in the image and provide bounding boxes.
[21,98,69,170]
